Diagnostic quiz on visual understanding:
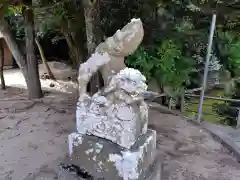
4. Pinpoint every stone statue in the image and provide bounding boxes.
[77,18,144,100]
[77,67,148,148]
[66,18,161,180]
[96,18,144,85]
[76,18,147,148]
